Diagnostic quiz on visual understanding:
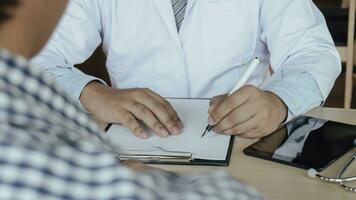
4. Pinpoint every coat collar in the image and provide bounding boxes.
[153,0,196,57]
